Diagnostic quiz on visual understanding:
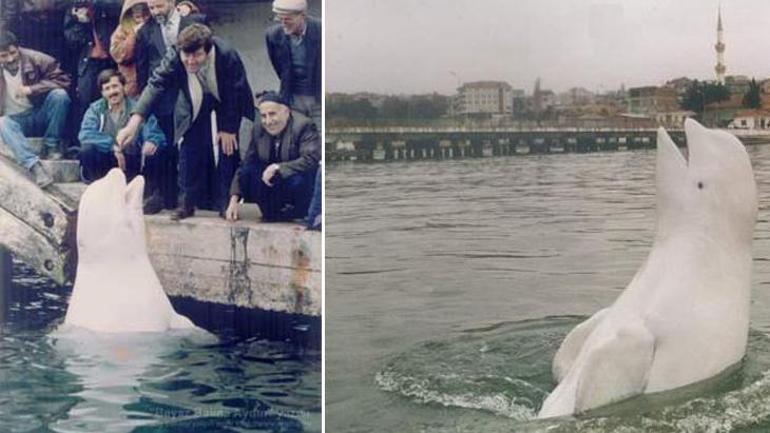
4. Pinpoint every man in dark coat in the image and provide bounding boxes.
[135,0,205,209]
[63,0,119,117]
[265,0,321,126]
[117,23,254,220]
[224,91,319,223]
